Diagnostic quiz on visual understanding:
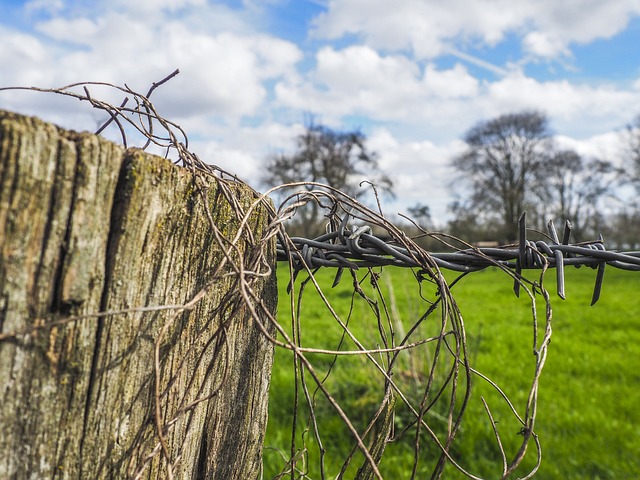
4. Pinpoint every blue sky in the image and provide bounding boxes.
[1,0,640,223]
